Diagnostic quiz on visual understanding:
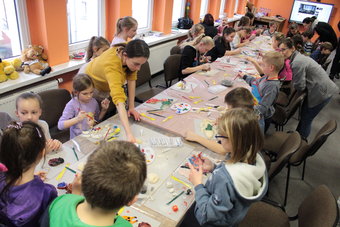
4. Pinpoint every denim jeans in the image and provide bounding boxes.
[296,97,332,139]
